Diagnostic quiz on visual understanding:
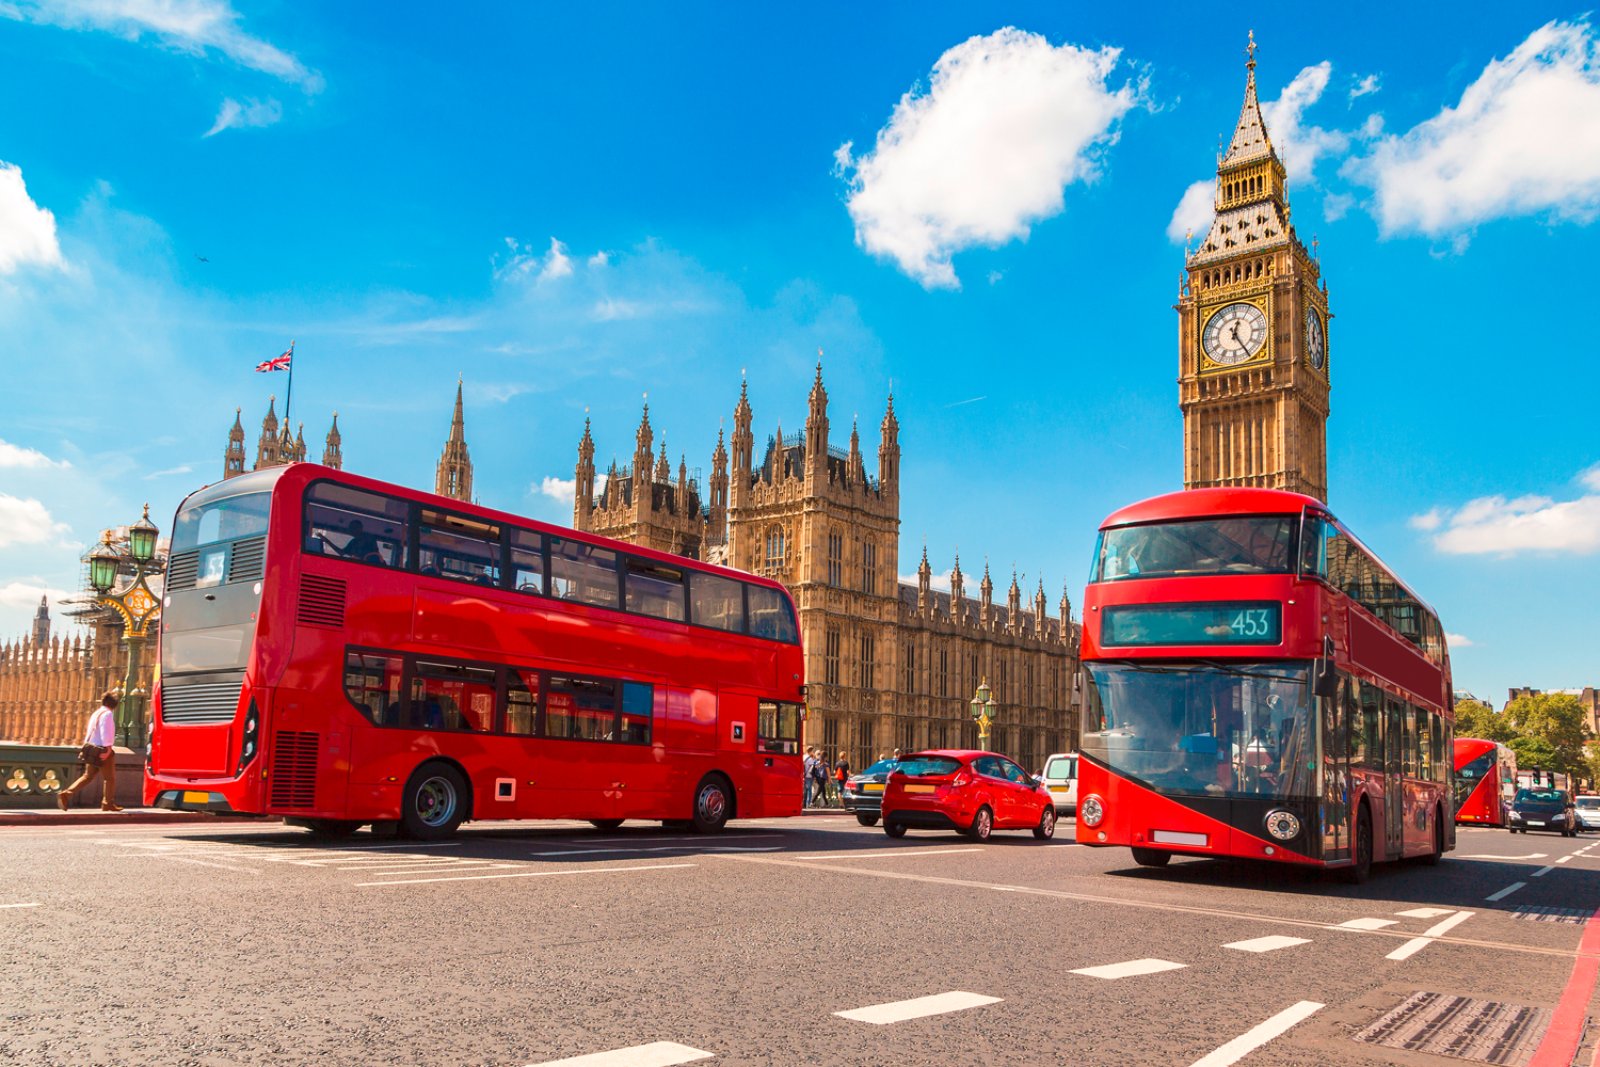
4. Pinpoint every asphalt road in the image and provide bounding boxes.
[4,817,1597,1066]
